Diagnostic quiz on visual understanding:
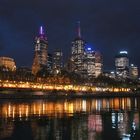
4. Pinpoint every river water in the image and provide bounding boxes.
[0,96,139,140]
